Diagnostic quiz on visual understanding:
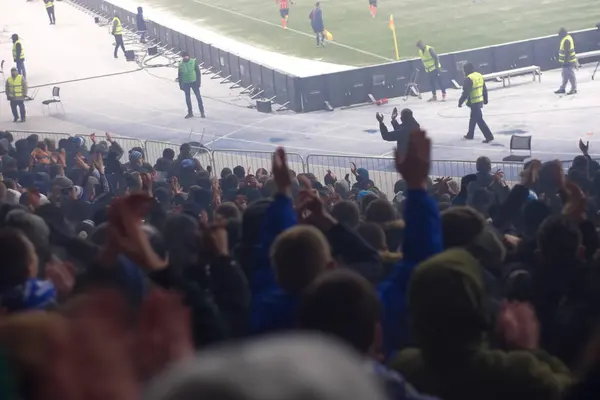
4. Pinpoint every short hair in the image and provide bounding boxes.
[360,192,379,215]
[216,202,241,221]
[365,199,397,224]
[181,51,189,57]
[220,167,233,179]
[331,201,360,229]
[441,206,486,249]
[270,225,331,293]
[298,269,380,354]
[400,108,413,120]
[537,215,581,263]
[476,156,492,173]
[0,228,37,291]
[221,174,239,191]
[162,148,175,160]
[233,166,245,179]
[463,62,475,75]
[357,222,386,251]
